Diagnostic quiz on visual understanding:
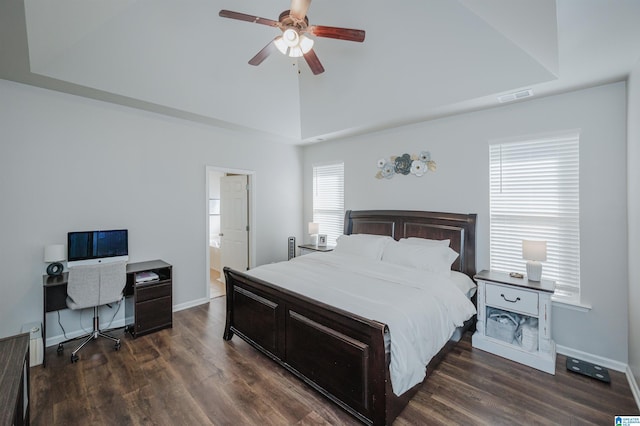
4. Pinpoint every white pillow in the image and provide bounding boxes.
[333,234,394,260]
[399,237,450,247]
[449,271,477,298]
[381,240,459,274]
